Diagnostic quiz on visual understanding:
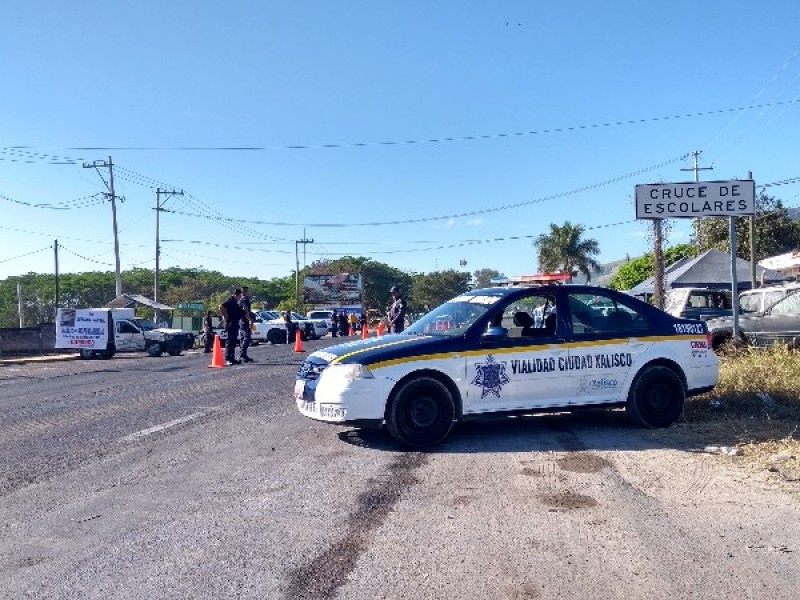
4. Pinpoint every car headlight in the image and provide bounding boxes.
[324,363,375,381]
